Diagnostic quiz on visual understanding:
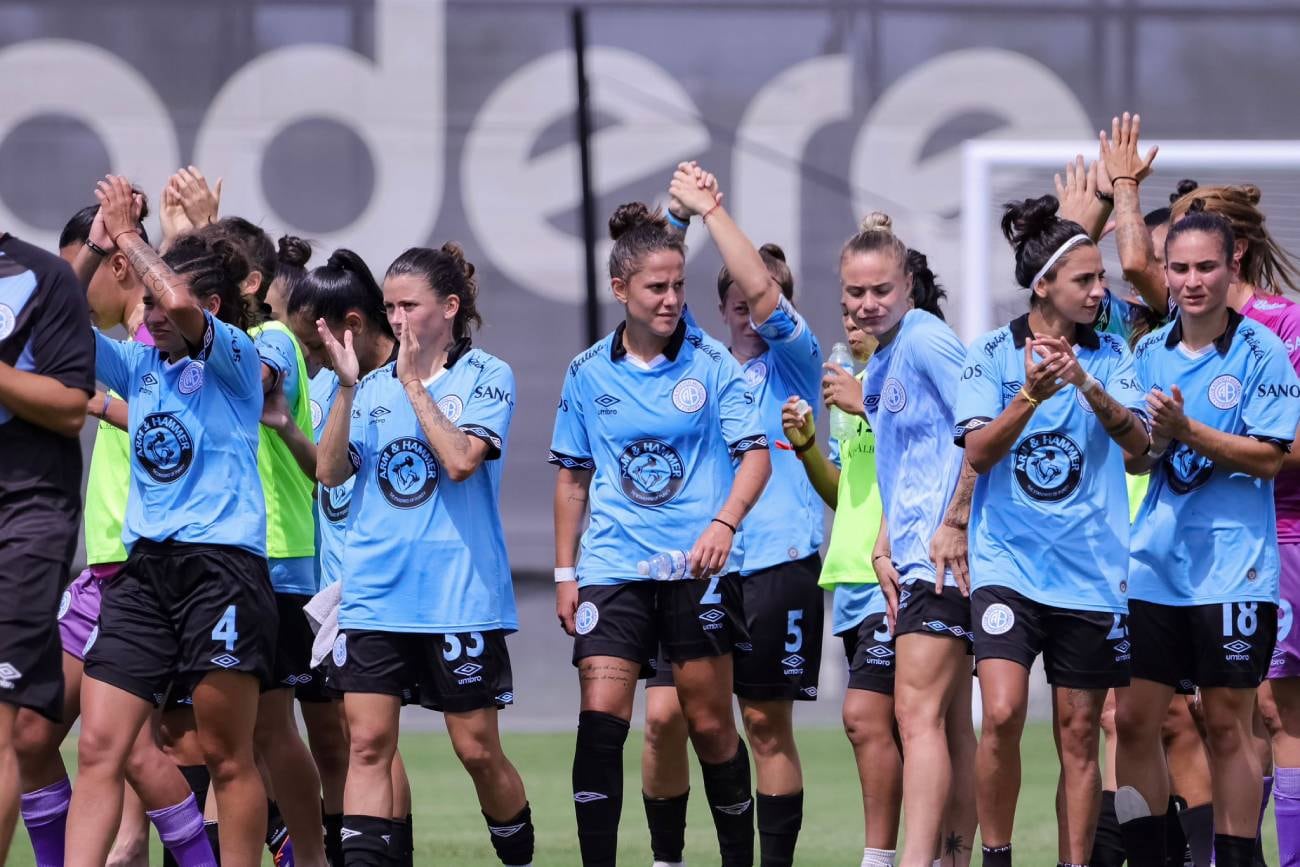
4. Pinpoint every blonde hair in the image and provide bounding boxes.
[1170,184,1300,294]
